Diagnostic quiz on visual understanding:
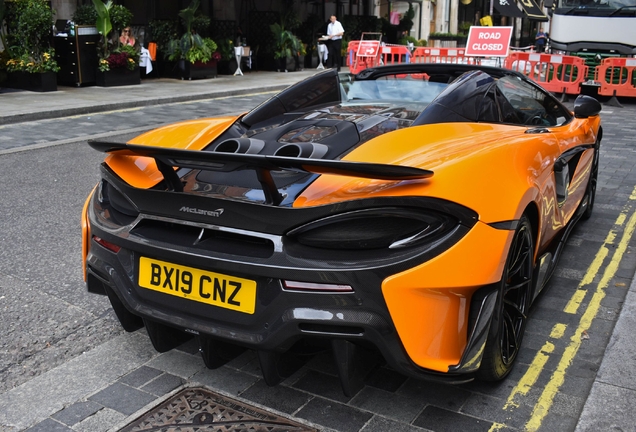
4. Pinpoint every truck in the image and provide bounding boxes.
[548,0,636,94]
